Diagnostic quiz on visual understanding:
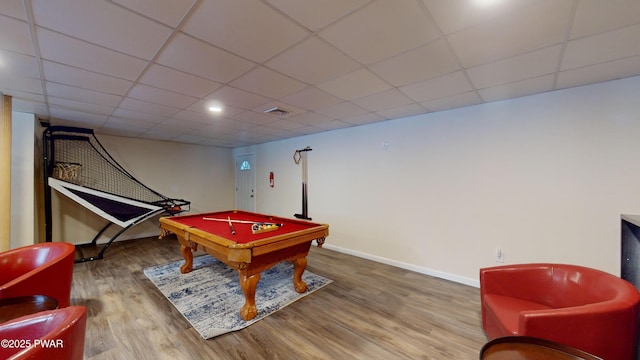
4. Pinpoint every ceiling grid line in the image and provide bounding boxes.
[0,0,638,147]
[551,0,580,90]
